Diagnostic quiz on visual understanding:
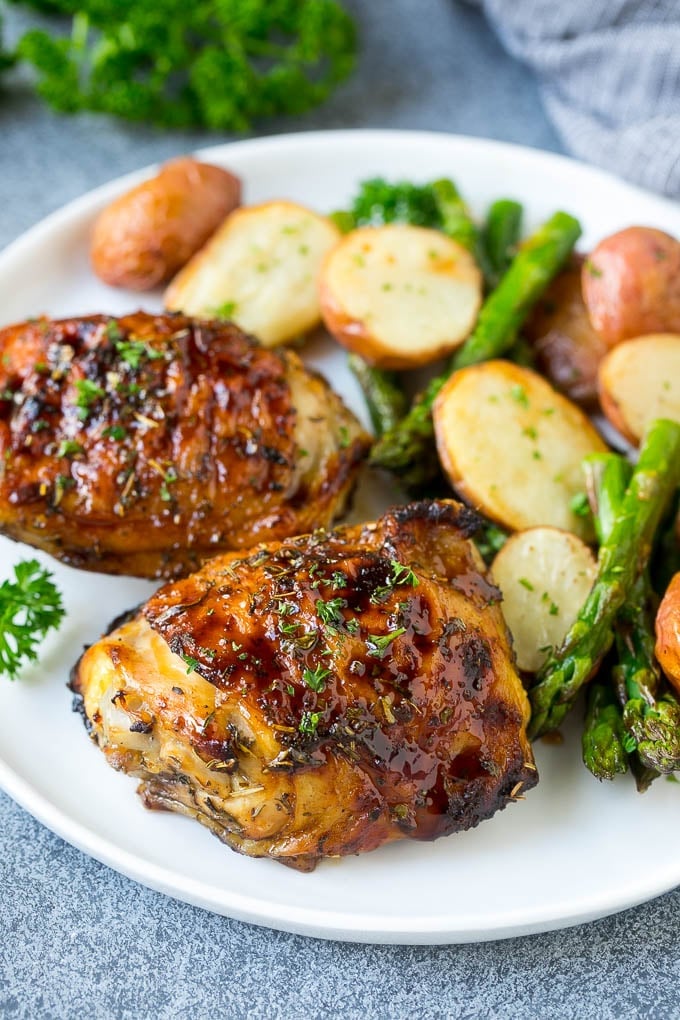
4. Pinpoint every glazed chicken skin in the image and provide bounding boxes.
[0,312,368,578]
[71,500,538,871]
